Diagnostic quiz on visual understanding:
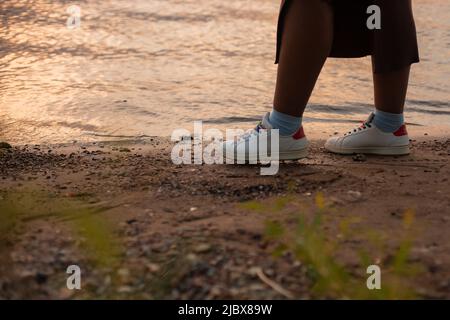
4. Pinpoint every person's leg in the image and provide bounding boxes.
[271,0,333,135]
[224,0,334,161]
[372,64,410,132]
